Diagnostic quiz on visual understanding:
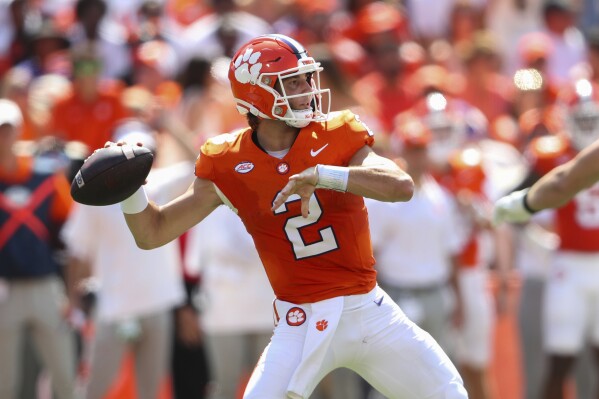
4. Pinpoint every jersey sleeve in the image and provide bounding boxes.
[338,111,375,164]
[345,111,375,146]
[195,148,215,181]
